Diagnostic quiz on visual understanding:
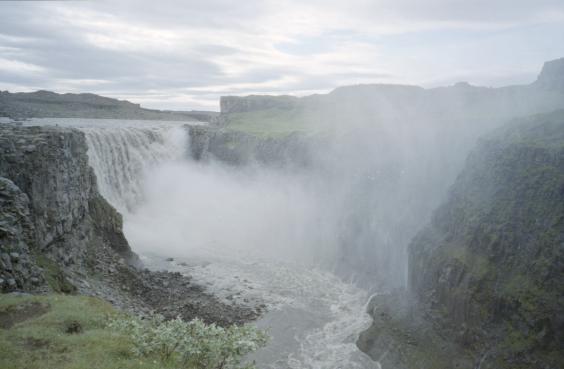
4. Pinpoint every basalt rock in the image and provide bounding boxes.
[187,125,314,168]
[0,177,44,292]
[0,123,257,326]
[0,124,138,294]
[358,110,564,368]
